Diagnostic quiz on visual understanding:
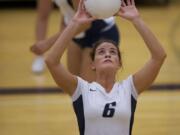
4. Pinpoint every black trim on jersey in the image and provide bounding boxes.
[129,95,137,135]
[73,95,85,135]
[67,0,74,9]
